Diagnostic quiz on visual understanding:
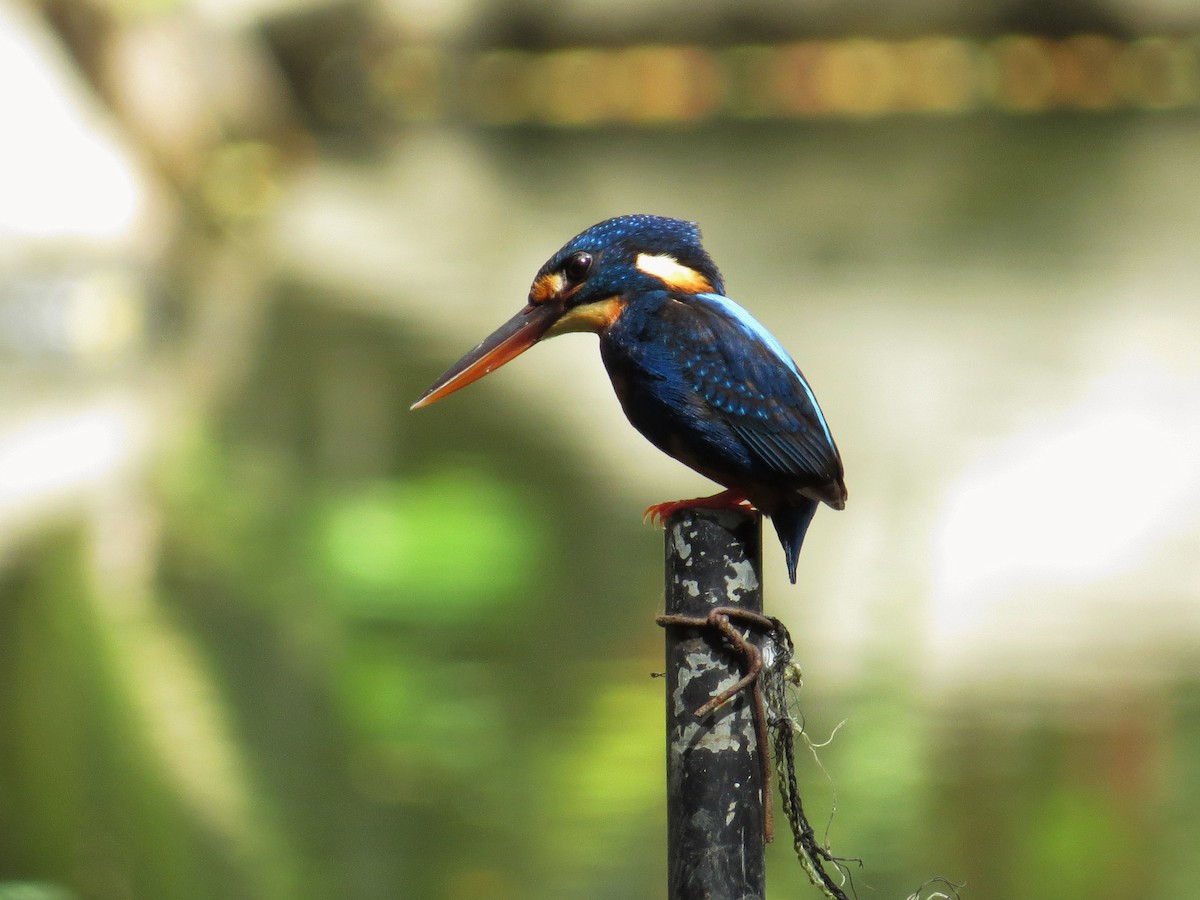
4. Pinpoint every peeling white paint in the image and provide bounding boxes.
[670,524,692,562]
[670,651,749,750]
[723,558,759,600]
